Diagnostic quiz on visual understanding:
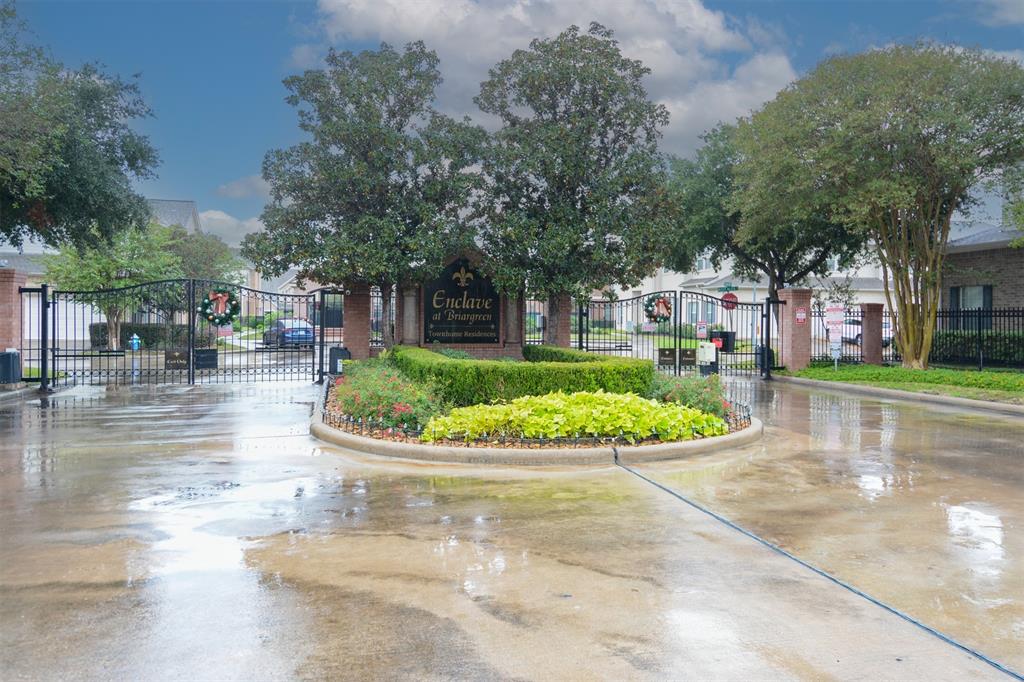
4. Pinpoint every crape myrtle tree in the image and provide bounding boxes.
[0,2,157,249]
[736,45,1024,368]
[242,42,486,348]
[41,223,182,350]
[665,124,862,307]
[475,23,672,344]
